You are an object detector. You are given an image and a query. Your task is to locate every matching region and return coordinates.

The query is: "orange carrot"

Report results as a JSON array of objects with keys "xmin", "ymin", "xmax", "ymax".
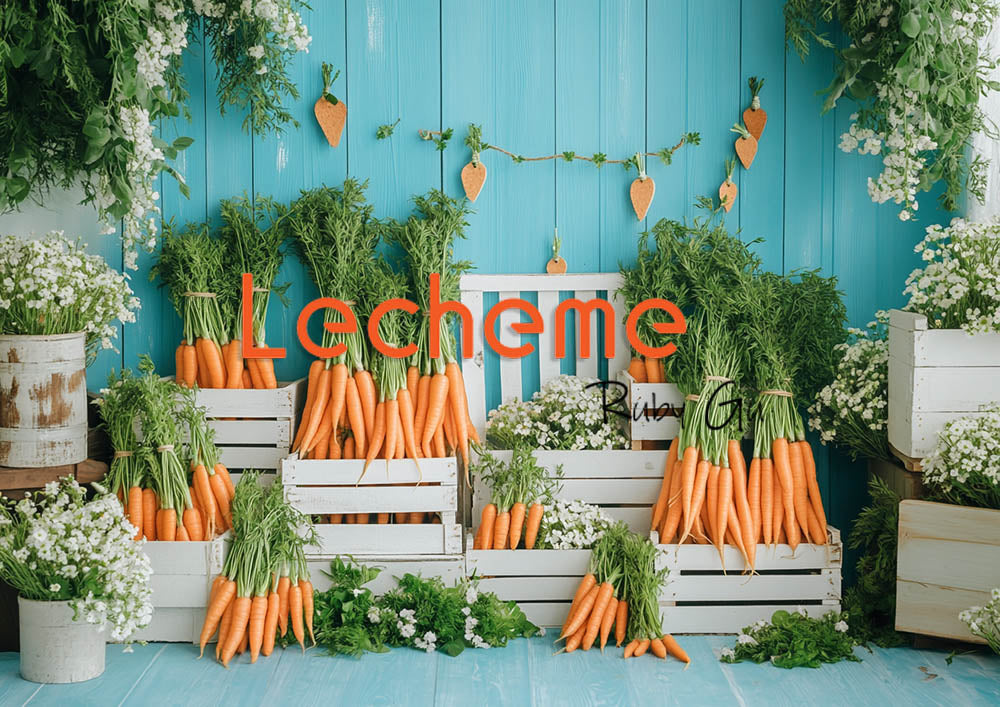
[
  {"xmin": 445, "ymin": 362, "xmax": 470, "ymax": 469},
  {"xmin": 492, "ymin": 509, "xmax": 510, "ymax": 550},
  {"xmin": 413, "ymin": 374, "xmax": 431, "ymax": 454},
  {"xmin": 772, "ymin": 438, "xmax": 800, "ymax": 549},
  {"xmin": 324, "ymin": 363, "xmax": 348, "ymax": 458},
  {"xmin": 800, "ymin": 441, "xmax": 827, "ymax": 543},
  {"xmin": 729, "ymin": 441, "xmax": 755, "ymax": 569},
  {"xmin": 761, "ymin": 457, "xmax": 774, "ymax": 546},
  {"xmin": 678, "ymin": 446, "xmax": 698, "ymax": 532},
  {"xmin": 127, "ymin": 486, "xmax": 143, "ymax": 541},
  {"xmin": 216, "ymin": 593, "xmax": 234, "ymax": 660},
  {"xmin": 624, "ymin": 639, "xmax": 639, "ymax": 658},
  {"xmin": 289, "ymin": 583, "xmax": 305, "ymax": 651},
  {"xmin": 261, "ymin": 591, "xmax": 280, "ymax": 657},
  {"xmin": 209, "ymin": 473, "xmax": 231, "ymax": 530},
  {"xmin": 651, "ymin": 436, "xmax": 679, "ymax": 532},
  {"xmin": 397, "ymin": 388, "xmax": 421, "ymax": 461},
  {"xmin": 432, "ymin": 422, "xmax": 446, "ymax": 458},
  {"xmin": 716, "ymin": 467, "xmax": 732, "ymax": 567},
  {"xmin": 508, "ymin": 501, "xmax": 526, "ymax": 550},
  {"xmin": 524, "ymin": 502, "xmax": 544, "ymax": 549},
  {"xmin": 157, "ymin": 508, "xmax": 176, "ymax": 542},
  {"xmin": 627, "ymin": 357, "xmax": 647, "ymax": 382},
  {"xmin": 748, "ymin": 457, "xmax": 762, "ymax": 544},
  {"xmin": 142, "ymin": 488, "xmax": 157, "ymax": 541},
  {"xmin": 442, "ymin": 403, "xmax": 457, "ymax": 450},
  {"xmin": 276, "ymin": 576, "xmax": 290, "ymax": 637},
  {"xmin": 197, "ymin": 337, "xmax": 226, "ymax": 388},
  {"xmin": 258, "ymin": 357, "xmax": 277, "ymax": 389},
  {"xmin": 705, "ymin": 464, "xmax": 720, "ymax": 544},
  {"xmin": 679, "ymin": 459, "xmax": 709, "ymax": 544},
  {"xmin": 300, "ymin": 578, "xmax": 315, "ymax": 645},
  {"xmin": 225, "ymin": 339, "xmax": 243, "ymax": 388},
  {"xmin": 582, "ymin": 582, "xmax": 614, "ymax": 650},
  {"xmin": 615, "ymin": 600, "xmax": 628, "ymax": 646},
  {"xmin": 199, "ymin": 578, "xmax": 235, "ymax": 657},
  {"xmin": 175, "ymin": 343, "xmax": 185, "ymax": 386},
  {"xmin": 644, "ymin": 356, "xmax": 661, "ymax": 383},
  {"xmin": 192, "ymin": 465, "xmax": 216, "ymax": 537},
  {"xmin": 345, "ymin": 376, "xmax": 367, "ymax": 458},
  {"xmin": 248, "ymin": 594, "xmax": 267, "ymax": 663},
  {"xmin": 300, "ymin": 367, "xmax": 332, "ymax": 453},
  {"xmin": 563, "ymin": 584, "xmax": 600, "ymax": 639},
  {"xmin": 221, "ymin": 595, "xmax": 251, "ymax": 667},
  {"xmin": 183, "ymin": 506, "xmax": 204, "ymax": 542},
  {"xmin": 354, "ymin": 369, "xmax": 377, "ymax": 440},
  {"xmin": 788, "ymin": 440, "xmax": 811, "ymax": 538},
  {"xmin": 634, "ymin": 639, "xmax": 651, "ymax": 657},
  {"xmin": 176, "ymin": 525, "xmax": 190, "ymax": 542},
  {"xmin": 214, "ymin": 462, "xmax": 235, "ymax": 500},
  {"xmin": 360, "ymin": 401, "xmax": 387, "ymax": 482},
  {"xmin": 195, "ymin": 338, "xmax": 208, "ymax": 388},
  {"xmin": 773, "ymin": 465, "xmax": 786, "ymax": 547},
  {"xmin": 241, "ymin": 367, "xmax": 252, "ymax": 389},
  {"xmin": 662, "ymin": 633, "xmax": 690, "ymax": 664},
  {"xmin": 420, "ymin": 373, "xmax": 449, "ymax": 457},
  {"xmin": 406, "ymin": 365, "xmax": 419, "ymax": 399},
  {"xmin": 292, "ymin": 360, "xmax": 325, "ymax": 450},
  {"xmin": 246, "ymin": 357, "xmax": 264, "ymax": 389},
  {"xmin": 383, "ymin": 398, "xmax": 400, "ymax": 465},
  {"xmin": 479, "ymin": 503, "xmax": 497, "ymax": 550},
  {"xmin": 564, "ymin": 622, "xmax": 586, "ymax": 654},
  {"xmin": 564, "ymin": 573, "xmax": 596, "ymax": 636},
  {"xmin": 650, "ymin": 637, "xmax": 667, "ymax": 659},
  {"xmin": 599, "ymin": 596, "xmax": 618, "ymax": 652}
]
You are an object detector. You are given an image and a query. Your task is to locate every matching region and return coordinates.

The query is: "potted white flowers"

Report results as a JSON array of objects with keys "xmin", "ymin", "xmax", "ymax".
[
  {"xmin": 888, "ymin": 218, "xmax": 1000, "ymax": 460},
  {"xmin": 895, "ymin": 406, "xmax": 1000, "ymax": 644},
  {"xmin": 0, "ymin": 233, "xmax": 139, "ymax": 467},
  {"xmin": 0, "ymin": 477, "xmax": 153, "ymax": 683}
]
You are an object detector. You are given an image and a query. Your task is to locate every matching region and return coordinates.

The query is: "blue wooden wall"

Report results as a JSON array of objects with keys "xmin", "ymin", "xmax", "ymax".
[{"xmin": 86, "ymin": 0, "xmax": 952, "ymax": 562}]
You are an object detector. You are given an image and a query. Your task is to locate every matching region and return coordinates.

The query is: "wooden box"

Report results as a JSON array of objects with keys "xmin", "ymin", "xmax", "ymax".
[
  {"xmin": 617, "ymin": 370, "xmax": 683, "ymax": 448},
  {"xmin": 0, "ymin": 458, "xmax": 107, "ymax": 500},
  {"xmin": 888, "ymin": 309, "xmax": 1000, "ymax": 459},
  {"xmin": 132, "ymin": 534, "xmax": 228, "ymax": 643},
  {"xmin": 465, "ymin": 532, "xmax": 591, "ymax": 627},
  {"xmin": 868, "ymin": 457, "xmax": 923, "ymax": 500},
  {"xmin": 896, "ymin": 500, "xmax": 1000, "ymax": 644},
  {"xmin": 471, "ymin": 449, "xmax": 669, "ymax": 534},
  {"xmin": 185, "ymin": 378, "xmax": 306, "ymax": 471},
  {"xmin": 282, "ymin": 455, "xmax": 462, "ymax": 556},
  {"xmin": 652, "ymin": 527, "xmax": 843, "ymax": 634}
]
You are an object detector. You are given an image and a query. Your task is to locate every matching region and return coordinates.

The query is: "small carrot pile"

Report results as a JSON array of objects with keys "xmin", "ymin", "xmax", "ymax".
[
  {"xmin": 198, "ymin": 471, "xmax": 316, "ymax": 666},
  {"xmin": 326, "ymin": 512, "xmax": 442, "ymax": 524},
  {"xmin": 99, "ymin": 359, "xmax": 232, "ymax": 542},
  {"xmin": 471, "ymin": 446, "xmax": 560, "ymax": 550},
  {"xmin": 625, "ymin": 355, "xmax": 665, "ymax": 384}
]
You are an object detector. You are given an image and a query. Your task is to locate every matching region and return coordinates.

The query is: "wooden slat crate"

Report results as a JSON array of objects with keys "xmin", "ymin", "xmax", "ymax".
[
  {"xmin": 282, "ymin": 455, "xmax": 462, "ymax": 556},
  {"xmin": 132, "ymin": 534, "xmax": 228, "ymax": 644},
  {"xmin": 307, "ymin": 555, "xmax": 465, "ymax": 595},
  {"xmin": 183, "ymin": 378, "xmax": 306, "ymax": 471},
  {"xmin": 0, "ymin": 458, "xmax": 107, "ymax": 500},
  {"xmin": 617, "ymin": 370, "xmax": 683, "ymax": 448},
  {"xmin": 896, "ymin": 500, "xmax": 1000, "ymax": 644},
  {"xmin": 888, "ymin": 309, "xmax": 1000, "ymax": 459},
  {"xmin": 465, "ymin": 532, "xmax": 591, "ymax": 627},
  {"xmin": 652, "ymin": 527, "xmax": 843, "ymax": 634},
  {"xmin": 868, "ymin": 457, "xmax": 923, "ymax": 500},
  {"xmin": 471, "ymin": 449, "xmax": 668, "ymax": 534}
]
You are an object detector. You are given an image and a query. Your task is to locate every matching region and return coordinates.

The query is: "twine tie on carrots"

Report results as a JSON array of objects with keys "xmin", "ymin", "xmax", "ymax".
[
  {"xmin": 760, "ymin": 389, "xmax": 793, "ymax": 398},
  {"xmin": 157, "ymin": 444, "xmax": 175, "ymax": 452},
  {"xmin": 113, "ymin": 450, "xmax": 134, "ymax": 459},
  {"xmin": 684, "ymin": 394, "xmax": 700, "ymax": 402},
  {"xmin": 183, "ymin": 291, "xmax": 217, "ymax": 298},
  {"xmin": 471, "ymin": 151, "xmax": 481, "ymax": 167},
  {"xmin": 252, "ymin": 286, "xmax": 268, "ymax": 293},
  {"xmin": 705, "ymin": 375, "xmax": 732, "ymax": 383}
]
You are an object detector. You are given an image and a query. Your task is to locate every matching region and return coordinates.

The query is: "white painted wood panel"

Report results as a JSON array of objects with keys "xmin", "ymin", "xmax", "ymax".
[
  {"xmin": 665, "ymin": 570, "xmax": 841, "ymax": 602},
  {"xmin": 282, "ymin": 456, "xmax": 457, "ymax": 486},
  {"xmin": 133, "ymin": 607, "xmax": 203, "ymax": 644},
  {"xmin": 536, "ymin": 290, "xmax": 562, "ymax": 385},
  {"xmin": 307, "ymin": 556, "xmax": 465, "ymax": 596},
  {"xmin": 498, "ymin": 289, "xmax": 523, "ymax": 403},
  {"xmin": 477, "ymin": 576, "xmax": 582, "ymax": 602},
  {"xmin": 573, "ymin": 289, "xmax": 600, "ymax": 380},
  {"xmin": 609, "ymin": 289, "xmax": 631, "ymax": 379},
  {"xmin": 461, "ymin": 273, "xmax": 622, "ymax": 293},
  {"xmin": 661, "ymin": 604, "xmax": 839, "ymax": 635},
  {"xmin": 621, "ymin": 371, "xmax": 685, "ymax": 442},
  {"xmin": 459, "ymin": 288, "xmax": 487, "ymax": 437},
  {"xmin": 286, "ymin": 485, "xmax": 457, "ymax": 516},
  {"xmin": 218, "ymin": 447, "xmax": 286, "ymax": 471},
  {"xmin": 311, "ymin": 523, "xmax": 462, "ymax": 556},
  {"xmin": 653, "ymin": 527, "xmax": 843, "ymax": 572}
]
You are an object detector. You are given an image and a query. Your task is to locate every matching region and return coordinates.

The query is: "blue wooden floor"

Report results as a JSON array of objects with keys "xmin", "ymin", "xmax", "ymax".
[{"xmin": 2, "ymin": 637, "xmax": 998, "ymax": 706}]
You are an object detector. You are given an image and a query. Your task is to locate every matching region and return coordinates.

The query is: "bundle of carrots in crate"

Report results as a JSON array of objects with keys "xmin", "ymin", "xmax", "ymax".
[
  {"xmin": 98, "ymin": 358, "xmax": 234, "ymax": 541},
  {"xmin": 153, "ymin": 195, "xmax": 288, "ymax": 390},
  {"xmin": 470, "ymin": 446, "xmax": 561, "ymax": 549},
  {"xmin": 557, "ymin": 524, "xmax": 688, "ymax": 663},
  {"xmin": 327, "ymin": 512, "xmax": 442, "ymax": 524},
  {"xmin": 288, "ymin": 183, "xmax": 478, "ymax": 477},
  {"xmin": 619, "ymin": 217, "xmax": 846, "ymax": 569},
  {"xmin": 198, "ymin": 472, "xmax": 316, "ymax": 667}
]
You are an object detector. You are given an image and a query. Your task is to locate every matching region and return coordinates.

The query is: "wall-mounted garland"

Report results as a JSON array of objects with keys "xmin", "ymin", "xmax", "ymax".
[
  {"xmin": 785, "ymin": 0, "xmax": 999, "ymax": 220},
  {"xmin": 417, "ymin": 124, "xmax": 700, "ymax": 219},
  {"xmin": 0, "ymin": 0, "xmax": 311, "ymax": 267}
]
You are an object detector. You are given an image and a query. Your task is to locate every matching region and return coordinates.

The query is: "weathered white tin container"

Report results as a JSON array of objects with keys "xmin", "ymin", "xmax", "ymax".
[
  {"xmin": 18, "ymin": 597, "xmax": 105, "ymax": 683},
  {"xmin": 0, "ymin": 333, "xmax": 88, "ymax": 467}
]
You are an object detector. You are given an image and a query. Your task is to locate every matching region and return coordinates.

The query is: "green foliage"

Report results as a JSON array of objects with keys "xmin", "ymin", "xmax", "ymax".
[
  {"xmin": 721, "ymin": 610, "xmax": 860, "ymax": 668},
  {"xmin": 376, "ymin": 118, "xmax": 401, "ymax": 140},
  {"xmin": 471, "ymin": 445, "xmax": 562, "ymax": 511},
  {"xmin": 784, "ymin": 0, "xmax": 1000, "ymax": 213},
  {"xmin": 843, "ymin": 476, "xmax": 905, "ymax": 647},
  {"xmin": 312, "ymin": 558, "xmax": 538, "ymax": 658}
]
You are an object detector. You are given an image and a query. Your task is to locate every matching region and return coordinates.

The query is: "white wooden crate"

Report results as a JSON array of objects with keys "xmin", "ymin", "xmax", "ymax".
[
  {"xmin": 617, "ymin": 370, "xmax": 683, "ymax": 446},
  {"xmin": 132, "ymin": 534, "xmax": 228, "ymax": 644},
  {"xmin": 652, "ymin": 527, "xmax": 842, "ymax": 634},
  {"xmin": 282, "ymin": 455, "xmax": 462, "ymax": 556},
  {"xmin": 307, "ymin": 555, "xmax": 465, "ymax": 595},
  {"xmin": 471, "ymin": 449, "xmax": 669, "ymax": 533},
  {"xmin": 888, "ymin": 309, "xmax": 1000, "ymax": 459},
  {"xmin": 465, "ymin": 532, "xmax": 591, "ymax": 626},
  {"xmin": 896, "ymin": 500, "xmax": 1000, "ymax": 644},
  {"xmin": 187, "ymin": 378, "xmax": 305, "ymax": 470}
]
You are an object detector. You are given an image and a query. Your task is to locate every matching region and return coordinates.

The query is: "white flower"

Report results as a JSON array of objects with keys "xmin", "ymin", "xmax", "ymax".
[
  {"xmin": 465, "ymin": 587, "xmax": 478, "ymax": 604},
  {"xmin": 49, "ymin": 583, "xmax": 61, "ymax": 592},
  {"xmin": 720, "ymin": 647, "xmax": 735, "ymax": 659},
  {"xmin": 834, "ymin": 620, "xmax": 849, "ymax": 633},
  {"xmin": 737, "ymin": 633, "xmax": 757, "ymax": 645},
  {"xmin": 367, "ymin": 607, "xmax": 381, "ymax": 623}
]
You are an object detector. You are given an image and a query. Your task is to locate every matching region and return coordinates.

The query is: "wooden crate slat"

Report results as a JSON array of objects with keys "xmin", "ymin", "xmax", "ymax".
[
  {"xmin": 665, "ymin": 569, "xmax": 841, "ymax": 602},
  {"xmin": 889, "ymin": 310, "xmax": 1000, "ymax": 367},
  {"xmin": 218, "ymin": 446, "xmax": 287, "ymax": 471},
  {"xmin": 478, "ymin": 449, "xmax": 669, "ymax": 478},
  {"xmin": 210, "ymin": 419, "xmax": 292, "ymax": 445},
  {"xmin": 133, "ymin": 607, "xmax": 203, "ymax": 644},
  {"xmin": 498, "ymin": 290, "xmax": 523, "ymax": 403},
  {"xmin": 895, "ymin": 579, "xmax": 985, "ymax": 644},
  {"xmin": 477, "ymin": 576, "xmax": 581, "ymax": 602},
  {"xmin": 142, "ymin": 535, "xmax": 227, "ymax": 576},
  {"xmin": 306, "ymin": 555, "xmax": 465, "ymax": 596},
  {"xmin": 557, "ymin": 478, "xmax": 661, "ymax": 504},
  {"xmin": 619, "ymin": 371, "xmax": 685, "ymax": 442},
  {"xmin": 287, "ymin": 484, "xmax": 457, "ymax": 515},
  {"xmin": 188, "ymin": 378, "xmax": 305, "ymax": 418},
  {"xmin": 282, "ymin": 456, "xmax": 457, "ymax": 486},
  {"xmin": 573, "ymin": 289, "xmax": 600, "ymax": 380},
  {"xmin": 459, "ymin": 288, "xmax": 487, "ymax": 438},
  {"xmin": 149, "ymin": 573, "xmax": 213, "ymax": 609},
  {"xmin": 600, "ymin": 507, "xmax": 651, "ymax": 530},
  {"xmin": 536, "ymin": 290, "xmax": 562, "ymax": 386},
  {"xmin": 466, "ymin": 541, "xmax": 591, "ymax": 576},
  {"xmin": 517, "ymin": 602, "xmax": 572, "ymax": 628},
  {"xmin": 661, "ymin": 603, "xmax": 839, "ymax": 635},
  {"xmin": 653, "ymin": 528, "xmax": 842, "ymax": 572},
  {"xmin": 311, "ymin": 523, "xmax": 462, "ymax": 556}
]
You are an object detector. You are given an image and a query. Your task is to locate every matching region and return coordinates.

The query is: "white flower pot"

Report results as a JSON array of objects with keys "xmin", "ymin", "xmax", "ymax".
[{"xmin": 18, "ymin": 597, "xmax": 105, "ymax": 683}]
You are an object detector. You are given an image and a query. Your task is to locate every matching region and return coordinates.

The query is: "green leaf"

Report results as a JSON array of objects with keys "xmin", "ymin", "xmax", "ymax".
[
  {"xmin": 172, "ymin": 136, "xmax": 194, "ymax": 150},
  {"xmin": 901, "ymin": 12, "xmax": 921, "ymax": 39},
  {"xmin": 440, "ymin": 639, "xmax": 465, "ymax": 656},
  {"xmin": 83, "ymin": 143, "xmax": 105, "ymax": 165},
  {"xmin": 9, "ymin": 46, "xmax": 27, "ymax": 68}
]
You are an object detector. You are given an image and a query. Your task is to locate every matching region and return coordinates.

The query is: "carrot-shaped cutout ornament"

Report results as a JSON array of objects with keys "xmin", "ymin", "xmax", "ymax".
[
  {"xmin": 315, "ymin": 62, "xmax": 347, "ymax": 148},
  {"xmin": 546, "ymin": 229, "xmax": 567, "ymax": 274},
  {"xmin": 732, "ymin": 122, "xmax": 758, "ymax": 170},
  {"xmin": 719, "ymin": 158, "xmax": 738, "ymax": 213},
  {"xmin": 461, "ymin": 123, "xmax": 488, "ymax": 201},
  {"xmin": 629, "ymin": 152, "xmax": 655, "ymax": 220},
  {"xmin": 743, "ymin": 76, "xmax": 767, "ymax": 141}
]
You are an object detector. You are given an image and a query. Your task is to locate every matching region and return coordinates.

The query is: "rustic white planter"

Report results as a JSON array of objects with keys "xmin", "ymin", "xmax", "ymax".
[
  {"xmin": 617, "ymin": 370, "xmax": 683, "ymax": 447},
  {"xmin": 18, "ymin": 597, "xmax": 105, "ymax": 683},
  {"xmin": 888, "ymin": 309, "xmax": 1000, "ymax": 459},
  {"xmin": 0, "ymin": 333, "xmax": 87, "ymax": 467},
  {"xmin": 896, "ymin": 500, "xmax": 1000, "ymax": 643}
]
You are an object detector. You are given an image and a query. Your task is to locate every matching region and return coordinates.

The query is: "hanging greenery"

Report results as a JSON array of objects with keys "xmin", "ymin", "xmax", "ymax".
[
  {"xmin": 785, "ymin": 0, "xmax": 1000, "ymax": 220},
  {"xmin": 0, "ymin": 0, "xmax": 311, "ymax": 268}
]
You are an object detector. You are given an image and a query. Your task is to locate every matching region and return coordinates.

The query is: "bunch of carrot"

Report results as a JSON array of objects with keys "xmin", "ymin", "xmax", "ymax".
[
  {"xmin": 471, "ymin": 446, "xmax": 559, "ymax": 550},
  {"xmin": 625, "ymin": 355, "xmax": 665, "ymax": 384},
  {"xmin": 198, "ymin": 472, "xmax": 316, "ymax": 667},
  {"xmin": 557, "ymin": 524, "xmax": 689, "ymax": 663},
  {"xmin": 327, "ymin": 512, "xmax": 442, "ymax": 525},
  {"xmin": 100, "ymin": 359, "xmax": 233, "ymax": 542}
]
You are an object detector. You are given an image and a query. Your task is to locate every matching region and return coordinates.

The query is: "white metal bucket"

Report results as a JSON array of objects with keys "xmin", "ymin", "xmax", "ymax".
[
  {"xmin": 0, "ymin": 332, "xmax": 87, "ymax": 467},
  {"xmin": 18, "ymin": 596, "xmax": 105, "ymax": 683}
]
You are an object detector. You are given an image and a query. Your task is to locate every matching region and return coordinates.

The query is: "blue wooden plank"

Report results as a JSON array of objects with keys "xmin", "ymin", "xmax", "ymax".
[
  {"xmin": 629, "ymin": 635, "xmax": 742, "ymax": 705},
  {"xmin": 738, "ymin": 0, "xmax": 785, "ymax": 272},
  {"xmin": 644, "ymin": 0, "xmax": 690, "ymax": 228},
  {"xmin": 30, "ymin": 644, "xmax": 165, "ymax": 706},
  {"xmin": 434, "ymin": 638, "xmax": 533, "ymax": 707},
  {"xmin": 441, "ymin": 0, "xmax": 556, "ymax": 275},
  {"xmin": 333, "ymin": 646, "xmax": 438, "ymax": 705},
  {"xmin": 0, "ymin": 653, "xmax": 41, "ymax": 704},
  {"xmin": 256, "ymin": 649, "xmax": 361, "ymax": 706},
  {"xmin": 526, "ymin": 635, "xmax": 638, "ymax": 705},
  {"xmin": 346, "ymin": 0, "xmax": 442, "ymax": 223},
  {"xmin": 251, "ymin": 2, "xmax": 348, "ymax": 382}
]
